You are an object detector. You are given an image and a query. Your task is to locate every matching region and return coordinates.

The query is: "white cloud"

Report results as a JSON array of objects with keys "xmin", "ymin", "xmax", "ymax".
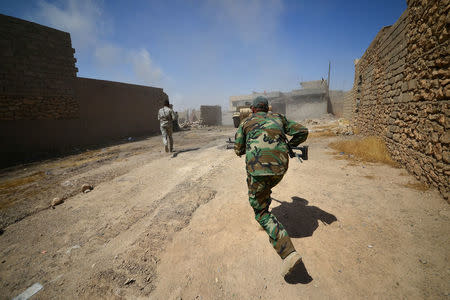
[
  {"xmin": 35, "ymin": 0, "xmax": 101, "ymax": 49},
  {"xmin": 128, "ymin": 48, "xmax": 163, "ymax": 84},
  {"xmin": 94, "ymin": 43, "xmax": 123, "ymax": 67},
  {"xmin": 205, "ymin": 0, "xmax": 284, "ymax": 43},
  {"xmin": 32, "ymin": 0, "xmax": 163, "ymax": 86}
]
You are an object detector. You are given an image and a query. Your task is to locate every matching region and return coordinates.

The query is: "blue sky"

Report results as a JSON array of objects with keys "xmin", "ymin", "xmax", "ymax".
[{"xmin": 1, "ymin": 0, "xmax": 406, "ymax": 110}]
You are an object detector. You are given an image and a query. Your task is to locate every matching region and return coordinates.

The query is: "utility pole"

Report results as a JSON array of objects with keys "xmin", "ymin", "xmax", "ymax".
[
  {"xmin": 327, "ymin": 60, "xmax": 331, "ymax": 96},
  {"xmin": 327, "ymin": 61, "xmax": 332, "ymax": 114}
]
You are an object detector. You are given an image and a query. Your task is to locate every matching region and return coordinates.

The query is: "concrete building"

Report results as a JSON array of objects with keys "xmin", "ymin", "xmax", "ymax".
[{"xmin": 229, "ymin": 80, "xmax": 335, "ymax": 121}]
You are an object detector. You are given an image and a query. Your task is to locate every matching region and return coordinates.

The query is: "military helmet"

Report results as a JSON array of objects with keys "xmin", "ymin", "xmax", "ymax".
[{"xmin": 252, "ymin": 96, "xmax": 269, "ymax": 109}]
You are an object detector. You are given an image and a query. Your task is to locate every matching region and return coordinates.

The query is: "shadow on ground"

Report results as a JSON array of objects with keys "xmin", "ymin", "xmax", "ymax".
[
  {"xmin": 171, "ymin": 148, "xmax": 201, "ymax": 158},
  {"xmin": 272, "ymin": 196, "xmax": 337, "ymax": 284},
  {"xmin": 272, "ymin": 196, "xmax": 337, "ymax": 238}
]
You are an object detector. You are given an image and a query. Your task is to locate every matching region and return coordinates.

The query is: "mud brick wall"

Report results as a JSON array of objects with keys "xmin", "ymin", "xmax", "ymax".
[
  {"xmin": 0, "ymin": 14, "xmax": 79, "ymax": 120},
  {"xmin": 200, "ymin": 105, "xmax": 222, "ymax": 126},
  {"xmin": 351, "ymin": 1, "xmax": 449, "ymax": 198}
]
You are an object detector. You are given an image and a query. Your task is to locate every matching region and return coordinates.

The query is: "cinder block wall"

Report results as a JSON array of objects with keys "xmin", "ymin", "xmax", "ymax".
[
  {"xmin": 200, "ymin": 105, "xmax": 222, "ymax": 126},
  {"xmin": 349, "ymin": 0, "xmax": 449, "ymax": 198},
  {"xmin": 0, "ymin": 14, "xmax": 79, "ymax": 120},
  {"xmin": 0, "ymin": 14, "xmax": 167, "ymax": 167}
]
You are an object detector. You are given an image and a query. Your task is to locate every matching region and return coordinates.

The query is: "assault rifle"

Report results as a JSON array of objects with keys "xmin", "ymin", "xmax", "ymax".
[
  {"xmin": 227, "ymin": 136, "xmax": 308, "ymax": 163},
  {"xmin": 288, "ymin": 144, "xmax": 309, "ymax": 163}
]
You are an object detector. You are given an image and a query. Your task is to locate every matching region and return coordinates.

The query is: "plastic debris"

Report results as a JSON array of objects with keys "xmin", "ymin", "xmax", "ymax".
[{"xmin": 12, "ymin": 283, "xmax": 43, "ymax": 300}]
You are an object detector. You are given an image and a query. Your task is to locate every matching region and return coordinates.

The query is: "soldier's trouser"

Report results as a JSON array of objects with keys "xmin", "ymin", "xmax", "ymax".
[
  {"xmin": 247, "ymin": 174, "xmax": 296, "ymax": 259},
  {"xmin": 160, "ymin": 125, "xmax": 173, "ymax": 151}
]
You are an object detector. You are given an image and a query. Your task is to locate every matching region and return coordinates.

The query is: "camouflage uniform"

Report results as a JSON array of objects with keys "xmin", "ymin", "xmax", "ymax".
[
  {"xmin": 235, "ymin": 111, "xmax": 308, "ymax": 259},
  {"xmin": 158, "ymin": 105, "xmax": 176, "ymax": 152}
]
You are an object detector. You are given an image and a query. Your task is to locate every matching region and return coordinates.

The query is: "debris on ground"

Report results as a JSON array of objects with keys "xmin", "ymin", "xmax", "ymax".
[
  {"xmin": 124, "ymin": 278, "xmax": 135, "ymax": 285},
  {"xmin": 50, "ymin": 197, "xmax": 63, "ymax": 207},
  {"xmin": 12, "ymin": 282, "xmax": 43, "ymax": 300},
  {"xmin": 81, "ymin": 184, "xmax": 93, "ymax": 193}
]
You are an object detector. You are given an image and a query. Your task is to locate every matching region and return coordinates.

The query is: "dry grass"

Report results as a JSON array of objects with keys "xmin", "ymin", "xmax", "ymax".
[
  {"xmin": 364, "ymin": 175, "xmax": 376, "ymax": 180},
  {"xmin": 314, "ymin": 124, "xmax": 338, "ymax": 130},
  {"xmin": 309, "ymin": 130, "xmax": 336, "ymax": 138},
  {"xmin": 401, "ymin": 181, "xmax": 429, "ymax": 191},
  {"xmin": 329, "ymin": 136, "xmax": 398, "ymax": 166}
]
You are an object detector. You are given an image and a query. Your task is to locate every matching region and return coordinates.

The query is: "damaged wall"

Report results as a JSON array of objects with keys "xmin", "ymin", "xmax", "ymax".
[
  {"xmin": 349, "ymin": 0, "xmax": 449, "ymax": 198},
  {"xmin": 0, "ymin": 14, "xmax": 167, "ymax": 167},
  {"xmin": 285, "ymin": 96, "xmax": 327, "ymax": 121},
  {"xmin": 200, "ymin": 105, "xmax": 222, "ymax": 126},
  {"xmin": 0, "ymin": 14, "xmax": 78, "ymax": 120}
]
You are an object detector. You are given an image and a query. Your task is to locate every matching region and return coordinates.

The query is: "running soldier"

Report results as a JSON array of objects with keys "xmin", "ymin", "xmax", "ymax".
[
  {"xmin": 234, "ymin": 96, "xmax": 309, "ymax": 278},
  {"xmin": 158, "ymin": 99, "xmax": 176, "ymax": 153}
]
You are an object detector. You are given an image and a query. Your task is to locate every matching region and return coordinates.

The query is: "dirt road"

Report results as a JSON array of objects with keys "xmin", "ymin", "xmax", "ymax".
[{"xmin": 0, "ymin": 124, "xmax": 449, "ymax": 299}]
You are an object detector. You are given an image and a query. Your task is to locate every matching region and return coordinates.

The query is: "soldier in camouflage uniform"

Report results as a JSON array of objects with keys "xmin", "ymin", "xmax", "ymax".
[
  {"xmin": 234, "ymin": 96, "xmax": 308, "ymax": 278},
  {"xmin": 158, "ymin": 99, "xmax": 176, "ymax": 152}
]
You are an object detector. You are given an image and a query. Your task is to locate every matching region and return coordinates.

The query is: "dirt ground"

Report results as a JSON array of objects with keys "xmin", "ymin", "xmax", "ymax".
[{"xmin": 0, "ymin": 120, "xmax": 449, "ymax": 299}]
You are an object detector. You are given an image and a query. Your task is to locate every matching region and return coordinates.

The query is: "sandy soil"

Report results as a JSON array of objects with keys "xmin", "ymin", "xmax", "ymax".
[{"xmin": 0, "ymin": 123, "xmax": 448, "ymax": 299}]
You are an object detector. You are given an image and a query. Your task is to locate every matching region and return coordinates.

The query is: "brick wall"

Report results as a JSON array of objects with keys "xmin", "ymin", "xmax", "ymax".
[
  {"xmin": 200, "ymin": 105, "xmax": 222, "ymax": 126},
  {"xmin": 0, "ymin": 14, "xmax": 79, "ymax": 120},
  {"xmin": 348, "ymin": 1, "xmax": 449, "ymax": 198}
]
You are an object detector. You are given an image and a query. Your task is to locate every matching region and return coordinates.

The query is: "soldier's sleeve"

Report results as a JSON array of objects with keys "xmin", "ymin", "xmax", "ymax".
[
  {"xmin": 170, "ymin": 109, "xmax": 175, "ymax": 121},
  {"xmin": 157, "ymin": 109, "xmax": 161, "ymax": 121},
  {"xmin": 282, "ymin": 115, "xmax": 308, "ymax": 147},
  {"xmin": 234, "ymin": 123, "xmax": 246, "ymax": 156}
]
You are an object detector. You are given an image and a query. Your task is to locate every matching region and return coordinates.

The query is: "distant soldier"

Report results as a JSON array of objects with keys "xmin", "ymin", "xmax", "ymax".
[
  {"xmin": 234, "ymin": 96, "xmax": 309, "ymax": 278},
  {"xmin": 169, "ymin": 104, "xmax": 181, "ymax": 132},
  {"xmin": 158, "ymin": 99, "xmax": 176, "ymax": 152}
]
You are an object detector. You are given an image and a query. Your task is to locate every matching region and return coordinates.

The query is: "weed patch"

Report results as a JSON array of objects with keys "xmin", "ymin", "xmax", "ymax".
[
  {"xmin": 329, "ymin": 136, "xmax": 398, "ymax": 166},
  {"xmin": 401, "ymin": 181, "xmax": 429, "ymax": 191}
]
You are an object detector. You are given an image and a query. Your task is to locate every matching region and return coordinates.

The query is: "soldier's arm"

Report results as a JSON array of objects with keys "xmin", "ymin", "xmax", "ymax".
[
  {"xmin": 234, "ymin": 123, "xmax": 246, "ymax": 156},
  {"xmin": 282, "ymin": 116, "xmax": 308, "ymax": 147},
  {"xmin": 157, "ymin": 109, "xmax": 161, "ymax": 121},
  {"xmin": 170, "ymin": 109, "xmax": 175, "ymax": 121}
]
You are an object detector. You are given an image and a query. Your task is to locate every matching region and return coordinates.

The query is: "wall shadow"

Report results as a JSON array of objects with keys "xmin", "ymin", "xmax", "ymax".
[{"xmin": 272, "ymin": 196, "xmax": 337, "ymax": 239}]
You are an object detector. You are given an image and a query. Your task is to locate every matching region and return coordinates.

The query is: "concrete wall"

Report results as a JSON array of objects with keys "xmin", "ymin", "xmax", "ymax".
[
  {"xmin": 0, "ymin": 78, "xmax": 166, "ymax": 167},
  {"xmin": 0, "ymin": 14, "xmax": 167, "ymax": 168},
  {"xmin": 285, "ymin": 96, "xmax": 327, "ymax": 121},
  {"xmin": 200, "ymin": 105, "xmax": 222, "ymax": 126},
  {"xmin": 329, "ymin": 90, "xmax": 346, "ymax": 118},
  {"xmin": 74, "ymin": 78, "xmax": 166, "ymax": 142},
  {"xmin": 348, "ymin": 0, "xmax": 449, "ymax": 198}
]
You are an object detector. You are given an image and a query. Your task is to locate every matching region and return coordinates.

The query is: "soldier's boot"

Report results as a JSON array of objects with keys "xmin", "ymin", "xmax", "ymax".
[
  {"xmin": 281, "ymin": 251, "xmax": 302, "ymax": 277},
  {"xmin": 164, "ymin": 145, "xmax": 169, "ymax": 153}
]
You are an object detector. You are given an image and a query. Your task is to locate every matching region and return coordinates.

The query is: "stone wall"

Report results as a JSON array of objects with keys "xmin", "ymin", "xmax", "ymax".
[
  {"xmin": 0, "ymin": 14, "xmax": 79, "ymax": 120},
  {"xmin": 200, "ymin": 105, "xmax": 222, "ymax": 126},
  {"xmin": 342, "ymin": 90, "xmax": 354, "ymax": 120},
  {"xmin": 350, "ymin": 1, "xmax": 449, "ymax": 198}
]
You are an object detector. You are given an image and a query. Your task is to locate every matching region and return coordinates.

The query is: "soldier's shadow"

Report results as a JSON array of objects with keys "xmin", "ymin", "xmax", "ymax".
[
  {"xmin": 271, "ymin": 196, "xmax": 337, "ymax": 284},
  {"xmin": 272, "ymin": 196, "xmax": 337, "ymax": 238}
]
